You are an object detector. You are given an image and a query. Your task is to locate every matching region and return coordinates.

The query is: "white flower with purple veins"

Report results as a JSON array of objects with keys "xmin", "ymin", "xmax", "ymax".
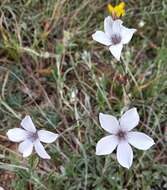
[
  {"xmin": 96, "ymin": 108, "xmax": 155, "ymax": 169},
  {"xmin": 92, "ymin": 16, "xmax": 136, "ymax": 61},
  {"xmin": 7, "ymin": 116, "xmax": 59, "ymax": 159}
]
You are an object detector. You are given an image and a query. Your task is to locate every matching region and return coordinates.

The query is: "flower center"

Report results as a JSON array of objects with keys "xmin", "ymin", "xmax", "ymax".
[
  {"xmin": 29, "ymin": 132, "xmax": 38, "ymax": 142},
  {"xmin": 116, "ymin": 130, "xmax": 127, "ymax": 141},
  {"xmin": 111, "ymin": 34, "xmax": 121, "ymax": 44}
]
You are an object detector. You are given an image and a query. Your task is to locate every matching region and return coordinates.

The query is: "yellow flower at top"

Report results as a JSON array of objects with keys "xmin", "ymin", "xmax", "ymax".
[{"xmin": 107, "ymin": 2, "xmax": 125, "ymax": 18}]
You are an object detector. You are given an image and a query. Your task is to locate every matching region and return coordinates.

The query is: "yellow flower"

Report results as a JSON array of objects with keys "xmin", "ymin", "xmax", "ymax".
[{"xmin": 107, "ymin": 2, "xmax": 125, "ymax": 18}]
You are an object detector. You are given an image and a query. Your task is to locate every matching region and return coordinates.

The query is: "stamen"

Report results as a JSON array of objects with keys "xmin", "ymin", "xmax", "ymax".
[
  {"xmin": 28, "ymin": 132, "xmax": 38, "ymax": 142},
  {"xmin": 111, "ymin": 34, "xmax": 121, "ymax": 44},
  {"xmin": 116, "ymin": 130, "xmax": 127, "ymax": 141}
]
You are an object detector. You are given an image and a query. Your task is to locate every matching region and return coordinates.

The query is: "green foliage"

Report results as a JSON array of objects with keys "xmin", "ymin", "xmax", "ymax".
[{"xmin": 0, "ymin": 0, "xmax": 167, "ymax": 189}]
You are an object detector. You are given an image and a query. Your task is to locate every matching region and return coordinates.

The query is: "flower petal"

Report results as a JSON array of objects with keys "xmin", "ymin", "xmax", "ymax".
[
  {"xmin": 121, "ymin": 26, "xmax": 136, "ymax": 44},
  {"xmin": 21, "ymin": 115, "xmax": 36, "ymax": 133},
  {"xmin": 119, "ymin": 108, "xmax": 139, "ymax": 131},
  {"xmin": 92, "ymin": 31, "xmax": 111, "ymax": 46},
  {"xmin": 104, "ymin": 17, "xmax": 123, "ymax": 40},
  {"xmin": 128, "ymin": 132, "xmax": 155, "ymax": 150},
  {"xmin": 111, "ymin": 19, "xmax": 123, "ymax": 35},
  {"xmin": 7, "ymin": 128, "xmax": 29, "ymax": 142},
  {"xmin": 38, "ymin": 130, "xmax": 59, "ymax": 143},
  {"xmin": 34, "ymin": 140, "xmax": 51, "ymax": 159},
  {"xmin": 99, "ymin": 113, "xmax": 119, "ymax": 134},
  {"xmin": 104, "ymin": 16, "xmax": 113, "ymax": 37},
  {"xmin": 117, "ymin": 141, "xmax": 133, "ymax": 169},
  {"xmin": 96, "ymin": 135, "xmax": 118, "ymax": 155},
  {"xmin": 109, "ymin": 43, "xmax": 123, "ymax": 61},
  {"xmin": 18, "ymin": 139, "xmax": 33, "ymax": 157}
]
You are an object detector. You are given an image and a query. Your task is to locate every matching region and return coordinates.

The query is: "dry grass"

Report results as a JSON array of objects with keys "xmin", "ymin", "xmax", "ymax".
[{"xmin": 0, "ymin": 0, "xmax": 167, "ymax": 189}]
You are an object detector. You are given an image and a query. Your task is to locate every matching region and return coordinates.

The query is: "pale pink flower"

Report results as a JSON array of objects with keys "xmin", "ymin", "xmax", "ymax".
[
  {"xmin": 7, "ymin": 116, "xmax": 59, "ymax": 159},
  {"xmin": 92, "ymin": 16, "xmax": 136, "ymax": 61},
  {"xmin": 96, "ymin": 108, "xmax": 154, "ymax": 169}
]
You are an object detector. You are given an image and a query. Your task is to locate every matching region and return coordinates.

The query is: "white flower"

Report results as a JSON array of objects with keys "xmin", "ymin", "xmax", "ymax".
[
  {"xmin": 138, "ymin": 20, "xmax": 145, "ymax": 28},
  {"xmin": 96, "ymin": 108, "xmax": 155, "ymax": 169},
  {"xmin": 7, "ymin": 115, "xmax": 59, "ymax": 159},
  {"xmin": 92, "ymin": 16, "xmax": 136, "ymax": 61}
]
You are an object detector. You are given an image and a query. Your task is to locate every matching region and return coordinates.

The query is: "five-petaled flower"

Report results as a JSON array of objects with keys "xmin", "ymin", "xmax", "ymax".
[
  {"xmin": 7, "ymin": 115, "xmax": 59, "ymax": 159},
  {"xmin": 92, "ymin": 16, "xmax": 136, "ymax": 61},
  {"xmin": 96, "ymin": 108, "xmax": 155, "ymax": 169}
]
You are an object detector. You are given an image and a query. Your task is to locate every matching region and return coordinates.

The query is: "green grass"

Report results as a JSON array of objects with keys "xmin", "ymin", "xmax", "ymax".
[{"xmin": 0, "ymin": 0, "xmax": 167, "ymax": 189}]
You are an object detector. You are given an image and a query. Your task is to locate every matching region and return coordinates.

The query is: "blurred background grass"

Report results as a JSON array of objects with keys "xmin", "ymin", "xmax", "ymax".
[{"xmin": 0, "ymin": 0, "xmax": 167, "ymax": 189}]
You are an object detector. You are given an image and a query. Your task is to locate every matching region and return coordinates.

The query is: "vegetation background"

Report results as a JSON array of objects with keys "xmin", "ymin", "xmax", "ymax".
[{"xmin": 0, "ymin": 0, "xmax": 167, "ymax": 189}]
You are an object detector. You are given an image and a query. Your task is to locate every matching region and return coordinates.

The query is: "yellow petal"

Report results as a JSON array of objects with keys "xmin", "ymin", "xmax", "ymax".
[
  {"xmin": 115, "ymin": 2, "xmax": 126, "ymax": 17},
  {"xmin": 121, "ymin": 9, "xmax": 125, "ymax": 16},
  {"xmin": 107, "ymin": 2, "xmax": 125, "ymax": 18},
  {"xmin": 107, "ymin": 4, "xmax": 114, "ymax": 14},
  {"xmin": 118, "ymin": 2, "xmax": 125, "ymax": 9}
]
